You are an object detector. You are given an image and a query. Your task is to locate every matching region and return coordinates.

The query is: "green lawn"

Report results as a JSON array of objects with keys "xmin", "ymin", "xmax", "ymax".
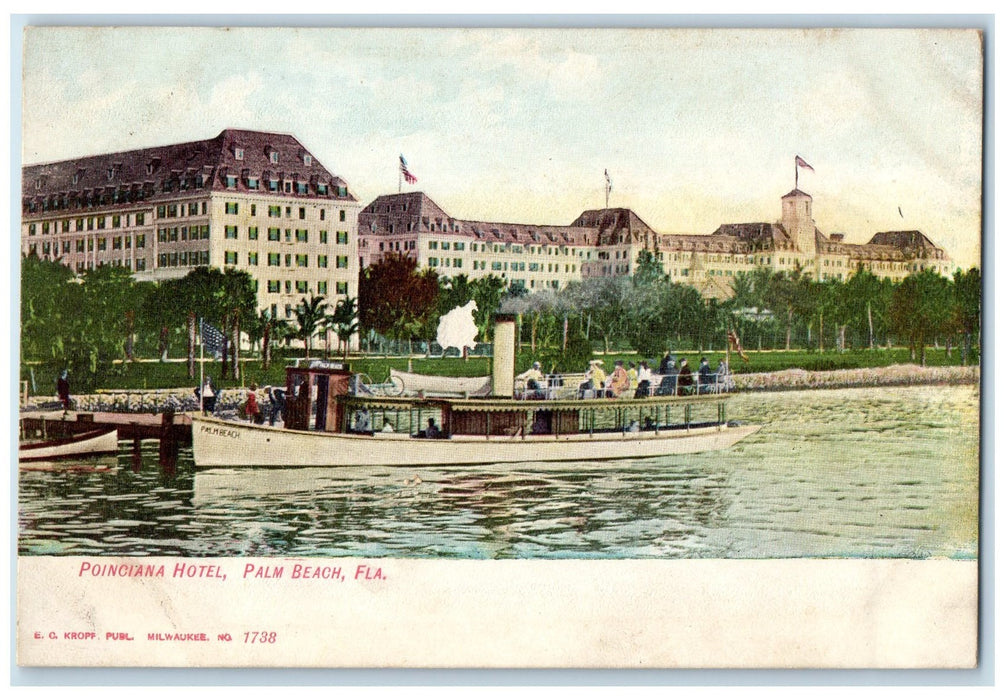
[{"xmin": 22, "ymin": 343, "xmax": 976, "ymax": 394}]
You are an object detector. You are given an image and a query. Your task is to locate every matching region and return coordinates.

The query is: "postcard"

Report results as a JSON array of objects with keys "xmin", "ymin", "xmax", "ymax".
[{"xmin": 15, "ymin": 24, "xmax": 982, "ymax": 669}]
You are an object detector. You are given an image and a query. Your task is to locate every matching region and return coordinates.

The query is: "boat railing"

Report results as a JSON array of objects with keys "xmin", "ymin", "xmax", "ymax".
[{"xmin": 514, "ymin": 372, "xmax": 735, "ymax": 401}]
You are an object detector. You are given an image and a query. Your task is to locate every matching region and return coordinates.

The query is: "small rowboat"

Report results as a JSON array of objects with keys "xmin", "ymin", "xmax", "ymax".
[{"xmin": 19, "ymin": 428, "xmax": 119, "ymax": 463}]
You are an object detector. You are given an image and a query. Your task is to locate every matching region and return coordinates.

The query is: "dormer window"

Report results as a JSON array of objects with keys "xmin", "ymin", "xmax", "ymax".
[
  {"xmin": 303, "ymin": 153, "xmax": 312, "ymax": 166},
  {"xmin": 235, "ymin": 147, "xmax": 244, "ymax": 160},
  {"xmin": 247, "ymin": 176, "xmax": 259, "ymax": 190},
  {"xmin": 269, "ymin": 151, "xmax": 279, "ymax": 164}
]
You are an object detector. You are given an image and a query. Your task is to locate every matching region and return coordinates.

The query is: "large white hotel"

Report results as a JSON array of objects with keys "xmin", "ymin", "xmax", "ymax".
[
  {"xmin": 22, "ymin": 129, "xmax": 954, "ymax": 312},
  {"xmin": 20, "ymin": 129, "xmax": 360, "ymax": 321},
  {"xmin": 358, "ymin": 188, "xmax": 954, "ymax": 300}
]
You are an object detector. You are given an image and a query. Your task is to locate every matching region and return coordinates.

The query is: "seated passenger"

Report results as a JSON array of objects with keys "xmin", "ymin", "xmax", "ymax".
[
  {"xmin": 609, "ymin": 360, "xmax": 630, "ymax": 397},
  {"xmin": 677, "ymin": 359, "xmax": 694, "ymax": 395},
  {"xmin": 352, "ymin": 408, "xmax": 372, "ymax": 433},
  {"xmin": 635, "ymin": 361, "xmax": 653, "ymax": 398},
  {"xmin": 578, "ymin": 360, "xmax": 606, "ymax": 398},
  {"xmin": 698, "ymin": 357, "xmax": 715, "ymax": 394},
  {"xmin": 424, "ymin": 418, "xmax": 442, "ymax": 439},
  {"xmin": 516, "ymin": 361, "xmax": 545, "ymax": 399},
  {"xmin": 716, "ymin": 359, "xmax": 735, "ymax": 392}
]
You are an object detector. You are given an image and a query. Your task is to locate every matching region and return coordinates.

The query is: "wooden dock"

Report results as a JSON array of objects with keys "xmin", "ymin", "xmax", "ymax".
[{"xmin": 20, "ymin": 410, "xmax": 193, "ymax": 467}]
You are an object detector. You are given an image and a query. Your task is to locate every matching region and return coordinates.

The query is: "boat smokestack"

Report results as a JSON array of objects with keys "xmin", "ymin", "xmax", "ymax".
[{"xmin": 492, "ymin": 314, "xmax": 517, "ymax": 398}]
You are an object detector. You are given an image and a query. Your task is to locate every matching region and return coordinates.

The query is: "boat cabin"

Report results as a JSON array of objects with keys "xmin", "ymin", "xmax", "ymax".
[{"xmin": 284, "ymin": 360, "xmax": 353, "ymax": 432}]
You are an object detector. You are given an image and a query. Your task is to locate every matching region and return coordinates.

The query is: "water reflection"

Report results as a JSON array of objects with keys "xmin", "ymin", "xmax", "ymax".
[{"xmin": 18, "ymin": 385, "xmax": 979, "ymax": 560}]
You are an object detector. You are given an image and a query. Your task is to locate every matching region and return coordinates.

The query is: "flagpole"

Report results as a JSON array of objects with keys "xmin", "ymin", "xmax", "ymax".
[
  {"xmin": 198, "ymin": 318, "xmax": 205, "ymax": 414},
  {"xmin": 794, "ymin": 156, "xmax": 798, "ymax": 191}
]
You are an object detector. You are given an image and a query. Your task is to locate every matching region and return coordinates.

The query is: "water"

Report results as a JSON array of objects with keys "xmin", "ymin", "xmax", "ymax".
[{"xmin": 18, "ymin": 385, "xmax": 979, "ymax": 559}]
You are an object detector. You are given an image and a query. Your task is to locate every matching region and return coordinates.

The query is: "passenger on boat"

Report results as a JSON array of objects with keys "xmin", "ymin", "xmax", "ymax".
[
  {"xmin": 609, "ymin": 360, "xmax": 630, "ymax": 397},
  {"xmin": 698, "ymin": 357, "xmax": 715, "ymax": 394},
  {"xmin": 655, "ymin": 360, "xmax": 678, "ymax": 396},
  {"xmin": 578, "ymin": 360, "xmax": 607, "ymax": 398},
  {"xmin": 658, "ymin": 351, "xmax": 673, "ymax": 375},
  {"xmin": 352, "ymin": 408, "xmax": 373, "ymax": 433},
  {"xmin": 516, "ymin": 361, "xmax": 545, "ymax": 399},
  {"xmin": 677, "ymin": 359, "xmax": 694, "ymax": 395},
  {"xmin": 265, "ymin": 386, "xmax": 286, "ymax": 426},
  {"xmin": 635, "ymin": 361, "xmax": 653, "ymax": 398},
  {"xmin": 423, "ymin": 418, "xmax": 443, "ymax": 439},
  {"xmin": 716, "ymin": 359, "xmax": 735, "ymax": 392},
  {"xmin": 244, "ymin": 384, "xmax": 264, "ymax": 423}
]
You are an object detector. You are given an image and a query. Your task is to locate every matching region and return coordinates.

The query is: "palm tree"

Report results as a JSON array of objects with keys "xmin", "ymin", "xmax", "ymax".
[
  {"xmin": 327, "ymin": 297, "xmax": 359, "ymax": 360},
  {"xmin": 294, "ymin": 295, "xmax": 330, "ymax": 359}
]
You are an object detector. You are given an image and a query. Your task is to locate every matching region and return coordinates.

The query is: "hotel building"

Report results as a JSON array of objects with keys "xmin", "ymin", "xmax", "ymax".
[
  {"xmin": 359, "ymin": 189, "xmax": 954, "ymax": 300},
  {"xmin": 21, "ymin": 129, "xmax": 361, "ymax": 321}
]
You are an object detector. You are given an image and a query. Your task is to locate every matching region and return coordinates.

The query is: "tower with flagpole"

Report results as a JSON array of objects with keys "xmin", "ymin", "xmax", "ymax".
[{"xmin": 604, "ymin": 169, "xmax": 612, "ymax": 209}]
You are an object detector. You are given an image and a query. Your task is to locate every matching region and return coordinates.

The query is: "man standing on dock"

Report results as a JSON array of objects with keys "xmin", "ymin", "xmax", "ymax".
[{"xmin": 56, "ymin": 370, "xmax": 70, "ymax": 412}]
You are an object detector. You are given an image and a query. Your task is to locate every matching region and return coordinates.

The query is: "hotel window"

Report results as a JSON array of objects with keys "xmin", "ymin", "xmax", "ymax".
[
  {"xmin": 453, "ymin": 242, "xmax": 465, "ymax": 251},
  {"xmin": 235, "ymin": 147, "xmax": 244, "ymax": 160},
  {"xmin": 339, "ymin": 210, "xmax": 346, "ymax": 222},
  {"xmin": 225, "ymin": 251, "xmax": 238, "ymax": 265},
  {"xmin": 225, "ymin": 176, "xmax": 237, "ymax": 189},
  {"xmin": 297, "ymin": 182, "xmax": 308, "ymax": 195},
  {"xmin": 248, "ymin": 226, "xmax": 259, "ymax": 240},
  {"xmin": 295, "ymin": 229, "xmax": 308, "ymax": 243},
  {"xmin": 187, "ymin": 203, "xmax": 198, "ymax": 216},
  {"xmin": 453, "ymin": 258, "xmax": 462, "ymax": 268},
  {"xmin": 303, "ymin": 154, "xmax": 313, "ymax": 166},
  {"xmin": 336, "ymin": 231, "xmax": 348, "ymax": 244},
  {"xmin": 319, "ymin": 230, "xmax": 328, "ymax": 244},
  {"xmin": 268, "ymin": 280, "xmax": 280, "ymax": 293},
  {"xmin": 296, "ymin": 280, "xmax": 308, "ymax": 294},
  {"xmin": 97, "ymin": 217, "xmax": 106, "ymax": 230},
  {"xmin": 226, "ymin": 202, "xmax": 238, "ymax": 215},
  {"xmin": 334, "ymin": 282, "xmax": 347, "ymax": 295},
  {"xmin": 247, "ymin": 177, "xmax": 259, "ymax": 190},
  {"xmin": 136, "ymin": 235, "xmax": 145, "ymax": 248},
  {"xmin": 285, "ymin": 253, "xmax": 292, "ymax": 267},
  {"xmin": 28, "ymin": 224, "xmax": 37, "ymax": 236},
  {"xmin": 268, "ymin": 227, "xmax": 280, "ymax": 241},
  {"xmin": 317, "ymin": 184, "xmax": 328, "ymax": 195},
  {"xmin": 136, "ymin": 213, "xmax": 145, "ymax": 225},
  {"xmin": 268, "ymin": 179, "xmax": 279, "ymax": 192},
  {"xmin": 248, "ymin": 252, "xmax": 259, "ymax": 266},
  {"xmin": 268, "ymin": 253, "xmax": 280, "ymax": 266},
  {"xmin": 76, "ymin": 239, "xmax": 85, "ymax": 252},
  {"xmin": 429, "ymin": 241, "xmax": 438, "ymax": 250},
  {"xmin": 200, "ymin": 225, "xmax": 210, "ymax": 239},
  {"xmin": 296, "ymin": 254, "xmax": 308, "ymax": 267},
  {"xmin": 268, "ymin": 205, "xmax": 281, "ymax": 218},
  {"xmin": 60, "ymin": 220, "xmax": 69, "ymax": 233},
  {"xmin": 336, "ymin": 255, "xmax": 349, "ymax": 269},
  {"xmin": 285, "ymin": 281, "xmax": 292, "ymax": 294},
  {"xmin": 112, "ymin": 237, "xmax": 122, "ymax": 250},
  {"xmin": 269, "ymin": 151, "xmax": 279, "ymax": 164},
  {"xmin": 298, "ymin": 207, "xmax": 306, "ymax": 220},
  {"xmin": 225, "ymin": 226, "xmax": 238, "ymax": 239},
  {"xmin": 62, "ymin": 241, "xmax": 71, "ymax": 253},
  {"xmin": 428, "ymin": 258, "xmax": 439, "ymax": 267},
  {"xmin": 318, "ymin": 255, "xmax": 328, "ymax": 268}
]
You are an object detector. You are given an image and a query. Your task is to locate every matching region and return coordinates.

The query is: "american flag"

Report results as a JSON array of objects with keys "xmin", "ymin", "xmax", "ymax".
[
  {"xmin": 795, "ymin": 155, "xmax": 814, "ymax": 172},
  {"xmin": 399, "ymin": 154, "xmax": 418, "ymax": 184},
  {"xmin": 200, "ymin": 319, "xmax": 225, "ymax": 358}
]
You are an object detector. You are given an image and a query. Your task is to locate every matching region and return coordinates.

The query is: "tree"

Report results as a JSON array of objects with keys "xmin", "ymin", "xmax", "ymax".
[
  {"xmin": 359, "ymin": 254, "xmax": 440, "ymax": 350},
  {"xmin": 951, "ymin": 267, "xmax": 981, "ymax": 365},
  {"xmin": 294, "ymin": 295, "xmax": 330, "ymax": 359},
  {"xmin": 633, "ymin": 249, "xmax": 665, "ymax": 287},
  {"xmin": 890, "ymin": 269, "xmax": 953, "ymax": 365},
  {"xmin": 328, "ymin": 297, "xmax": 359, "ymax": 360}
]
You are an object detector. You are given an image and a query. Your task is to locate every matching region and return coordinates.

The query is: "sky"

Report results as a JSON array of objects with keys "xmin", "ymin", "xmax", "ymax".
[{"xmin": 19, "ymin": 25, "xmax": 985, "ymax": 269}]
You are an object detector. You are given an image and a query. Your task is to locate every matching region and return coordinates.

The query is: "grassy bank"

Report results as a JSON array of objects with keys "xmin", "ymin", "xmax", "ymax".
[{"xmin": 20, "ymin": 346, "xmax": 976, "ymax": 393}]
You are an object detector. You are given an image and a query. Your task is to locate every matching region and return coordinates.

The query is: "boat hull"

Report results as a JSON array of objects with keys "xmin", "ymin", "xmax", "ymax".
[
  {"xmin": 191, "ymin": 416, "xmax": 760, "ymax": 468},
  {"xmin": 19, "ymin": 428, "xmax": 119, "ymax": 463}
]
